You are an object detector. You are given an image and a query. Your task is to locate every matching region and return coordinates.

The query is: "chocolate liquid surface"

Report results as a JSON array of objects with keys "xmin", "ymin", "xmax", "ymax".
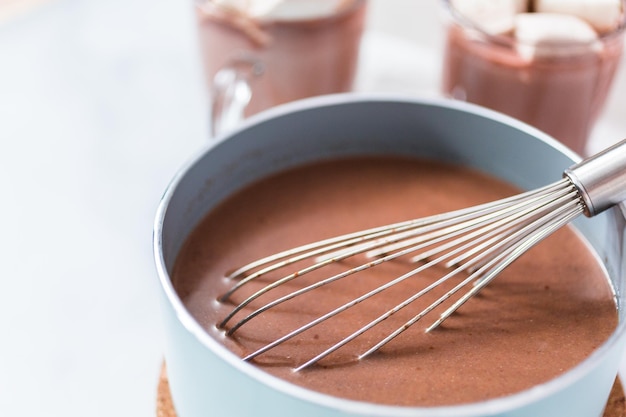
[{"xmin": 173, "ymin": 157, "xmax": 617, "ymax": 406}]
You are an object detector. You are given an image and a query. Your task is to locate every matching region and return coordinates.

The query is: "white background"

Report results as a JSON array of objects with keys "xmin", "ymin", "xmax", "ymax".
[{"xmin": 0, "ymin": 1, "xmax": 624, "ymax": 416}]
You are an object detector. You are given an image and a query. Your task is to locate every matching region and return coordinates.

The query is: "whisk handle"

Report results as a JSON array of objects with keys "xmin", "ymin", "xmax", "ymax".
[{"xmin": 564, "ymin": 139, "xmax": 626, "ymax": 217}]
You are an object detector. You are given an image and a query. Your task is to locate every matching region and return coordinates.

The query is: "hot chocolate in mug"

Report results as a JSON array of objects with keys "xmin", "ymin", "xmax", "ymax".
[
  {"xmin": 193, "ymin": 0, "xmax": 367, "ymax": 136},
  {"xmin": 440, "ymin": 0, "xmax": 626, "ymax": 156}
]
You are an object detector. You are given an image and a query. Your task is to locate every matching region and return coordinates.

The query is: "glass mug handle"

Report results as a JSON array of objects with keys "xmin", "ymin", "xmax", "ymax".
[{"xmin": 210, "ymin": 54, "xmax": 265, "ymax": 137}]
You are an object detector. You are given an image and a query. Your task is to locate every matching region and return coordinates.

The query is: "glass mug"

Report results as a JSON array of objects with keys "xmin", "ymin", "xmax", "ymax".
[
  {"xmin": 193, "ymin": 0, "xmax": 368, "ymax": 136},
  {"xmin": 441, "ymin": 0, "xmax": 625, "ymax": 156}
]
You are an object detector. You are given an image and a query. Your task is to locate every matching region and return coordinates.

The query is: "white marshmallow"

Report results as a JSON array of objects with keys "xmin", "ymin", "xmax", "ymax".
[
  {"xmin": 212, "ymin": 0, "xmax": 350, "ymax": 20},
  {"xmin": 212, "ymin": 0, "xmax": 282, "ymax": 17},
  {"xmin": 514, "ymin": 12, "xmax": 600, "ymax": 59},
  {"xmin": 535, "ymin": 0, "xmax": 623, "ymax": 33},
  {"xmin": 268, "ymin": 0, "xmax": 351, "ymax": 20},
  {"xmin": 450, "ymin": 0, "xmax": 529, "ymax": 34}
]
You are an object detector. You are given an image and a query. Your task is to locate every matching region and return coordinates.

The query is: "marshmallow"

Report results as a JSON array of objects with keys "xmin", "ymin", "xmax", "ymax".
[
  {"xmin": 514, "ymin": 12, "xmax": 600, "ymax": 59},
  {"xmin": 212, "ymin": 0, "xmax": 350, "ymax": 20},
  {"xmin": 535, "ymin": 0, "xmax": 624, "ymax": 33},
  {"xmin": 268, "ymin": 0, "xmax": 351, "ymax": 20},
  {"xmin": 211, "ymin": 0, "xmax": 282, "ymax": 17},
  {"xmin": 450, "ymin": 0, "xmax": 529, "ymax": 34}
]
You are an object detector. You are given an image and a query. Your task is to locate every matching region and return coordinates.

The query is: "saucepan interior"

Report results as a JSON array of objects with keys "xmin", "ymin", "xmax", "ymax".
[{"xmin": 154, "ymin": 94, "xmax": 626, "ymax": 417}]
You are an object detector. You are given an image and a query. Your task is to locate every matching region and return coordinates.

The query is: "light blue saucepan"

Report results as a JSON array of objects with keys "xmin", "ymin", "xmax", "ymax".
[{"xmin": 153, "ymin": 94, "xmax": 626, "ymax": 417}]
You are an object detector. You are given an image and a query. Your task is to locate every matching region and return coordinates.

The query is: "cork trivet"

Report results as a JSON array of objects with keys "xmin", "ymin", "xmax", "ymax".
[
  {"xmin": 157, "ymin": 364, "xmax": 176, "ymax": 417},
  {"xmin": 157, "ymin": 362, "xmax": 626, "ymax": 417},
  {"xmin": 606, "ymin": 378, "xmax": 626, "ymax": 417}
]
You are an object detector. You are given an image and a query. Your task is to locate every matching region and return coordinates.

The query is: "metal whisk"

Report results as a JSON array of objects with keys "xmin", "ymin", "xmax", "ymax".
[{"xmin": 219, "ymin": 139, "xmax": 626, "ymax": 371}]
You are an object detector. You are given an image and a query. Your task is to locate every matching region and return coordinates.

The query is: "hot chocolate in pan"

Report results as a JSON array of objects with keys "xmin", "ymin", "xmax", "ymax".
[{"xmin": 173, "ymin": 156, "xmax": 617, "ymax": 407}]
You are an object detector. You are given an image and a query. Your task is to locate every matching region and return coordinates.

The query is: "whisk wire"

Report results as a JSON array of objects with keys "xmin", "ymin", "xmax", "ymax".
[
  {"xmin": 450, "ymin": 184, "xmax": 581, "ymax": 273},
  {"xmin": 240, "ymin": 191, "xmax": 583, "ymax": 367},
  {"xmin": 220, "ymin": 216, "xmax": 485, "ymax": 330},
  {"xmin": 228, "ymin": 180, "xmax": 586, "ymax": 367},
  {"xmin": 428, "ymin": 200, "xmax": 584, "ymax": 332},
  {"xmin": 243, "ymin": 231, "xmax": 479, "ymax": 364},
  {"xmin": 225, "ymin": 181, "xmax": 573, "ymax": 285},
  {"xmin": 223, "ymin": 199, "xmax": 536, "ymax": 332},
  {"xmin": 216, "ymin": 139, "xmax": 626, "ymax": 370},
  {"xmin": 296, "ymin": 192, "xmax": 584, "ymax": 369},
  {"xmin": 327, "ymin": 195, "xmax": 585, "ymax": 366},
  {"xmin": 222, "ymin": 180, "xmax": 580, "ymax": 333}
]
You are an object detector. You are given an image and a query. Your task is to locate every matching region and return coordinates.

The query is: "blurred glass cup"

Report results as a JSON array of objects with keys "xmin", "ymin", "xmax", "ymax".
[
  {"xmin": 441, "ymin": 0, "xmax": 625, "ymax": 156},
  {"xmin": 194, "ymin": 0, "xmax": 367, "ymax": 136}
]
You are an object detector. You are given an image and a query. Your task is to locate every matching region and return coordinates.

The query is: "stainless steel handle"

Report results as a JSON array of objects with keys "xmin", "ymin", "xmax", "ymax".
[{"xmin": 564, "ymin": 138, "xmax": 626, "ymax": 217}]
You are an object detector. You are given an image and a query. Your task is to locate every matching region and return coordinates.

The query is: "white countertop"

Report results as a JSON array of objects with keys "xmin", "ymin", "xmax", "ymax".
[{"xmin": 0, "ymin": 1, "xmax": 624, "ymax": 416}]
